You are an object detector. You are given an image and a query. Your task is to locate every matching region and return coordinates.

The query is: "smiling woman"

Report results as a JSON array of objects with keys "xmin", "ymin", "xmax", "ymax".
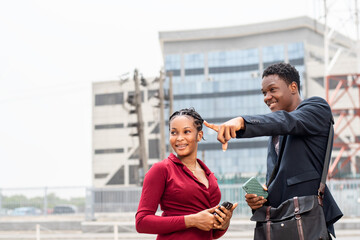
[
  {"xmin": 169, "ymin": 110, "xmax": 207, "ymax": 187},
  {"xmin": 135, "ymin": 108, "xmax": 238, "ymax": 239},
  {"xmin": 169, "ymin": 110, "xmax": 203, "ymax": 163}
]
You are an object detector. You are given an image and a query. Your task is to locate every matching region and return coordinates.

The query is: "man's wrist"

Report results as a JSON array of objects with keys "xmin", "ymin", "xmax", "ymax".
[{"xmin": 238, "ymin": 117, "xmax": 245, "ymax": 130}]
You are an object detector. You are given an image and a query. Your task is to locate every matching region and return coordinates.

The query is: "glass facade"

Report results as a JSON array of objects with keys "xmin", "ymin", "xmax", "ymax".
[
  {"xmin": 263, "ymin": 45, "xmax": 285, "ymax": 68},
  {"xmin": 165, "ymin": 54, "xmax": 181, "ymax": 83},
  {"xmin": 288, "ymin": 42, "xmax": 305, "ymax": 93},
  {"xmin": 164, "ymin": 42, "xmax": 305, "ymax": 181}
]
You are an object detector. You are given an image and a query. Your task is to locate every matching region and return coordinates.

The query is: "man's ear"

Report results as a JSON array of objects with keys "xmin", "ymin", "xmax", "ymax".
[{"xmin": 290, "ymin": 82, "xmax": 298, "ymax": 94}]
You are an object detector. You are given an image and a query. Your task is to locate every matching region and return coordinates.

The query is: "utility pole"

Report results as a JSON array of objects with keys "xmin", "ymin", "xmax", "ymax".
[
  {"xmin": 167, "ymin": 71, "xmax": 174, "ymax": 154},
  {"xmin": 133, "ymin": 69, "xmax": 148, "ymax": 183},
  {"xmin": 158, "ymin": 70, "xmax": 166, "ymax": 161},
  {"xmin": 168, "ymin": 71, "xmax": 174, "ymax": 118}
]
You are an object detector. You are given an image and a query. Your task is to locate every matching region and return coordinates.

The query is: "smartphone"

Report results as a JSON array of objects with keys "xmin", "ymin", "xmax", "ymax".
[
  {"xmin": 242, "ymin": 177, "xmax": 268, "ymax": 198},
  {"xmin": 213, "ymin": 201, "xmax": 233, "ymax": 216}
]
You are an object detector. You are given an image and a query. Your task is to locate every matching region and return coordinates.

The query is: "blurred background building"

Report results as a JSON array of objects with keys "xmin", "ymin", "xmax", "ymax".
[
  {"xmin": 158, "ymin": 16, "xmax": 359, "ymax": 182},
  {"xmin": 92, "ymin": 16, "xmax": 360, "ymax": 187},
  {"xmin": 92, "ymin": 75, "xmax": 163, "ymax": 187}
]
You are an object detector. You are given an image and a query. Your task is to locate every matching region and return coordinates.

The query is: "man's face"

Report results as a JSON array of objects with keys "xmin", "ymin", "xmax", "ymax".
[{"xmin": 261, "ymin": 74, "xmax": 297, "ymax": 112}]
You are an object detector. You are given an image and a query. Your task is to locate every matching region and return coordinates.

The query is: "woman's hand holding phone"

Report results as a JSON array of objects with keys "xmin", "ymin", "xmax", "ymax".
[
  {"xmin": 213, "ymin": 201, "xmax": 238, "ymax": 230},
  {"xmin": 184, "ymin": 208, "xmax": 218, "ymax": 231}
]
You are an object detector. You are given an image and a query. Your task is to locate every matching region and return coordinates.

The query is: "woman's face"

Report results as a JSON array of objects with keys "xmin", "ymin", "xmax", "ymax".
[{"xmin": 169, "ymin": 115, "xmax": 202, "ymax": 160}]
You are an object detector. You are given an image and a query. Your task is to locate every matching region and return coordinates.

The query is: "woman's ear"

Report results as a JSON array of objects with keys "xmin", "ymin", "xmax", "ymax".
[{"xmin": 197, "ymin": 130, "xmax": 203, "ymax": 142}]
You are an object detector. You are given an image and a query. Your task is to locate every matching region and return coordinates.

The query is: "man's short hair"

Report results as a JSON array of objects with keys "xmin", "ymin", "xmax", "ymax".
[{"xmin": 262, "ymin": 63, "xmax": 300, "ymax": 93}]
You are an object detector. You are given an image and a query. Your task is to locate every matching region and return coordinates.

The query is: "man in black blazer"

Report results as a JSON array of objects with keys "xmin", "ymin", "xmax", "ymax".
[{"xmin": 205, "ymin": 63, "xmax": 343, "ymax": 237}]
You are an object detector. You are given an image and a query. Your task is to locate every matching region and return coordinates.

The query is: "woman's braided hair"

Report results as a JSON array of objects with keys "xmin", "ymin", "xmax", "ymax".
[{"xmin": 169, "ymin": 108, "xmax": 204, "ymax": 139}]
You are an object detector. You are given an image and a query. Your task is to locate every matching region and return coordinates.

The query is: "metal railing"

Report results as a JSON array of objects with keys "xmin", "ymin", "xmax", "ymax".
[{"xmin": 0, "ymin": 179, "xmax": 359, "ymax": 219}]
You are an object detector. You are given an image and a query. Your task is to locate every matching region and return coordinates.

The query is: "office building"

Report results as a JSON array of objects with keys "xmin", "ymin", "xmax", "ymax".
[
  {"xmin": 91, "ymin": 16, "xmax": 359, "ymax": 188},
  {"xmin": 159, "ymin": 16, "xmax": 358, "ymax": 180}
]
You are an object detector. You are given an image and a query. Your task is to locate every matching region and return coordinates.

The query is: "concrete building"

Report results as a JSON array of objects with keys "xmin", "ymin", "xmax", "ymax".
[
  {"xmin": 92, "ymin": 76, "xmax": 161, "ymax": 187},
  {"xmin": 91, "ymin": 16, "xmax": 359, "ymax": 188},
  {"xmin": 159, "ymin": 16, "xmax": 359, "ymax": 181}
]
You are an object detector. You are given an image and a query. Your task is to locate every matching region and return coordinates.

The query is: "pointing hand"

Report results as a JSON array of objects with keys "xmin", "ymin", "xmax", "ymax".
[{"xmin": 204, "ymin": 117, "xmax": 244, "ymax": 151}]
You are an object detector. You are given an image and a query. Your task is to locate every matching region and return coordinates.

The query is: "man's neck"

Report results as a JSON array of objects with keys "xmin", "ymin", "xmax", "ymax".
[{"xmin": 290, "ymin": 96, "xmax": 302, "ymax": 112}]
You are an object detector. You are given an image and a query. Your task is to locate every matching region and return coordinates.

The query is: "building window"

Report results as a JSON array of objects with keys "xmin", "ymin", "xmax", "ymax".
[
  {"xmin": 148, "ymin": 90, "xmax": 159, "ymax": 100},
  {"xmin": 150, "ymin": 123, "xmax": 160, "ymax": 134},
  {"xmin": 184, "ymin": 53, "xmax": 204, "ymax": 82},
  {"xmin": 94, "ymin": 123, "xmax": 124, "ymax": 130},
  {"xmin": 128, "ymin": 91, "xmax": 144, "ymax": 103},
  {"xmin": 107, "ymin": 166, "xmax": 124, "ymax": 185},
  {"xmin": 185, "ymin": 53, "xmax": 204, "ymax": 69},
  {"xmin": 165, "ymin": 55, "xmax": 181, "ymax": 76},
  {"xmin": 127, "ymin": 122, "xmax": 139, "ymax": 128},
  {"xmin": 201, "ymin": 48, "xmax": 261, "ymax": 94},
  {"xmin": 129, "ymin": 165, "xmax": 139, "ymax": 184},
  {"xmin": 148, "ymin": 139, "xmax": 160, "ymax": 159},
  {"xmin": 94, "ymin": 173, "xmax": 108, "ymax": 179},
  {"xmin": 95, "ymin": 92, "xmax": 123, "ymax": 106},
  {"xmin": 288, "ymin": 42, "xmax": 304, "ymax": 60},
  {"xmin": 263, "ymin": 45, "xmax": 285, "ymax": 68},
  {"xmin": 208, "ymin": 48, "xmax": 259, "ymax": 67},
  {"xmin": 95, "ymin": 148, "xmax": 124, "ymax": 154},
  {"xmin": 129, "ymin": 147, "xmax": 139, "ymax": 159},
  {"xmin": 129, "ymin": 164, "xmax": 153, "ymax": 185}
]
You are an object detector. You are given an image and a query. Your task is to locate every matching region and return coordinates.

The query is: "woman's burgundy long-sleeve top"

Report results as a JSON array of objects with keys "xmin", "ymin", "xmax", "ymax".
[{"xmin": 136, "ymin": 153, "xmax": 226, "ymax": 239}]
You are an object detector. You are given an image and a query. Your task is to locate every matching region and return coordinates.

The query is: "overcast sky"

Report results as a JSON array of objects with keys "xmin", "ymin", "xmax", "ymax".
[{"xmin": 0, "ymin": 0, "xmax": 357, "ymax": 188}]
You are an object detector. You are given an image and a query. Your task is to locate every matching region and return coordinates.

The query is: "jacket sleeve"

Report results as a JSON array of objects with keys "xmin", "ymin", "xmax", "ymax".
[
  {"xmin": 135, "ymin": 162, "xmax": 186, "ymax": 234},
  {"xmin": 237, "ymin": 97, "xmax": 332, "ymax": 138}
]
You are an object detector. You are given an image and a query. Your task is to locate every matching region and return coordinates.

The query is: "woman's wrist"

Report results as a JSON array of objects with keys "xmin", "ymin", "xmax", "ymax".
[{"xmin": 184, "ymin": 214, "xmax": 195, "ymax": 228}]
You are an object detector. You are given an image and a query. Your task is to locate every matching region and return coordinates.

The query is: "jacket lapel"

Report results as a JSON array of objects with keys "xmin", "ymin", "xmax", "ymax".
[{"xmin": 267, "ymin": 135, "xmax": 287, "ymax": 188}]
